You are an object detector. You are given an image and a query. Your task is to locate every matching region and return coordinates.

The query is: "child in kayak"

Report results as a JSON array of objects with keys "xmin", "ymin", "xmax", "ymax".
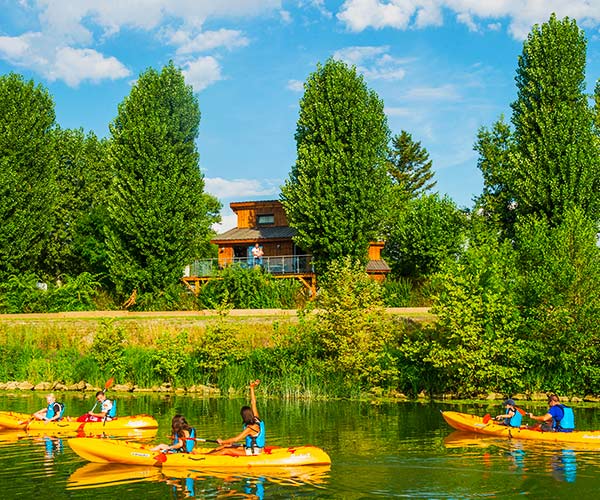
[
  {"xmin": 152, "ymin": 414, "xmax": 196, "ymax": 453},
  {"xmin": 77, "ymin": 391, "xmax": 116, "ymax": 422},
  {"xmin": 212, "ymin": 379, "xmax": 264, "ymax": 456},
  {"xmin": 33, "ymin": 393, "xmax": 65, "ymax": 422},
  {"xmin": 494, "ymin": 399, "xmax": 523, "ymax": 427}
]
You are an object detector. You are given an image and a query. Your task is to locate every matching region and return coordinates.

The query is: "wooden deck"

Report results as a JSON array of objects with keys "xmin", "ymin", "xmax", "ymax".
[{"xmin": 182, "ymin": 255, "xmax": 316, "ymax": 296}]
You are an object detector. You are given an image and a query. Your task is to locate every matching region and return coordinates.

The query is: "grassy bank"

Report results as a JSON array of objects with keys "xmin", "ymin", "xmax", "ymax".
[{"xmin": 0, "ymin": 308, "xmax": 433, "ymax": 398}]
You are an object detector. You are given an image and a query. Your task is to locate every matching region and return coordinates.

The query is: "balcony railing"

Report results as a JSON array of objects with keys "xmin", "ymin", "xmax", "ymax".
[{"xmin": 185, "ymin": 254, "xmax": 313, "ymax": 277}]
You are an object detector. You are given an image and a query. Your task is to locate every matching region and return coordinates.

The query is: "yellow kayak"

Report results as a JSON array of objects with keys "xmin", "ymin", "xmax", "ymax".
[
  {"xmin": 68, "ymin": 437, "xmax": 332, "ymax": 467},
  {"xmin": 442, "ymin": 411, "xmax": 600, "ymax": 447},
  {"xmin": 0, "ymin": 411, "xmax": 158, "ymax": 433}
]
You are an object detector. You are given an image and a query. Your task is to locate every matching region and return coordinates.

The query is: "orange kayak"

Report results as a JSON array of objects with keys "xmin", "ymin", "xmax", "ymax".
[
  {"xmin": 0, "ymin": 411, "xmax": 158, "ymax": 433},
  {"xmin": 442, "ymin": 411, "xmax": 600, "ymax": 447},
  {"xmin": 68, "ymin": 437, "xmax": 332, "ymax": 467}
]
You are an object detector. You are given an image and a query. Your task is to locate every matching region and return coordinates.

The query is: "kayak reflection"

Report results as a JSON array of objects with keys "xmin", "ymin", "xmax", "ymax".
[
  {"xmin": 68, "ymin": 461, "xmax": 331, "ymax": 496},
  {"xmin": 443, "ymin": 431, "xmax": 580, "ymax": 483}
]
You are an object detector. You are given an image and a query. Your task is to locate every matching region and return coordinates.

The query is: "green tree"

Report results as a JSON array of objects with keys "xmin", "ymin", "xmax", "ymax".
[
  {"xmin": 473, "ymin": 117, "xmax": 517, "ymax": 235},
  {"xmin": 425, "ymin": 232, "xmax": 524, "ymax": 396},
  {"xmin": 387, "ymin": 130, "xmax": 436, "ymax": 201},
  {"xmin": 0, "ymin": 73, "xmax": 57, "ymax": 280},
  {"xmin": 514, "ymin": 208, "xmax": 600, "ymax": 394},
  {"xmin": 510, "ymin": 14, "xmax": 600, "ymax": 224},
  {"xmin": 281, "ymin": 58, "xmax": 390, "ymax": 273},
  {"xmin": 42, "ymin": 128, "xmax": 110, "ymax": 279},
  {"xmin": 106, "ymin": 62, "xmax": 221, "ymax": 306},
  {"xmin": 384, "ymin": 194, "xmax": 466, "ymax": 278},
  {"xmin": 313, "ymin": 257, "xmax": 397, "ymax": 392}
]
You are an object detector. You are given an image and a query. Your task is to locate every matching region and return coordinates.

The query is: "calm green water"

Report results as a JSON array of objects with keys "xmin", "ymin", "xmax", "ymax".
[{"xmin": 1, "ymin": 393, "xmax": 599, "ymax": 498}]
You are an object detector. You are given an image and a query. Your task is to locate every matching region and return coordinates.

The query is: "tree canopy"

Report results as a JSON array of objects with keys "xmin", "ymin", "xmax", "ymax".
[
  {"xmin": 0, "ymin": 73, "xmax": 57, "ymax": 280},
  {"xmin": 106, "ymin": 61, "xmax": 220, "ymax": 305},
  {"xmin": 281, "ymin": 58, "xmax": 390, "ymax": 273},
  {"xmin": 477, "ymin": 14, "xmax": 600, "ymax": 228}
]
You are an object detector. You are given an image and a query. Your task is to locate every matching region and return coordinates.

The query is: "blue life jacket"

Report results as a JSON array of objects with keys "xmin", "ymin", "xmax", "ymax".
[
  {"xmin": 556, "ymin": 405, "xmax": 575, "ymax": 431},
  {"xmin": 107, "ymin": 400, "xmax": 117, "ymax": 418},
  {"xmin": 505, "ymin": 407, "xmax": 522, "ymax": 427},
  {"xmin": 46, "ymin": 402, "xmax": 65, "ymax": 420},
  {"xmin": 173, "ymin": 427, "xmax": 196, "ymax": 453},
  {"xmin": 244, "ymin": 419, "xmax": 265, "ymax": 449}
]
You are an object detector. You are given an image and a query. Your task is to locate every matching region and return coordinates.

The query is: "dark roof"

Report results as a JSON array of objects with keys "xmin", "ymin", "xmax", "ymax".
[
  {"xmin": 212, "ymin": 226, "xmax": 296, "ymax": 242},
  {"xmin": 366, "ymin": 259, "xmax": 391, "ymax": 273}
]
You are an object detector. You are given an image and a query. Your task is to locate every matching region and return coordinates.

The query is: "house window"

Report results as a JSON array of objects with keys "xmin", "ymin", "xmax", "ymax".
[{"xmin": 257, "ymin": 214, "xmax": 275, "ymax": 225}]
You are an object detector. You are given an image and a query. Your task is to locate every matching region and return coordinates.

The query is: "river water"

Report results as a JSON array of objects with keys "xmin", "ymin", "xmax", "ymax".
[{"xmin": 0, "ymin": 393, "xmax": 599, "ymax": 498}]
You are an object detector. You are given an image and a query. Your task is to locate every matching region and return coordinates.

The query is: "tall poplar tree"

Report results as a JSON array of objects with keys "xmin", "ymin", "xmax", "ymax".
[
  {"xmin": 0, "ymin": 73, "xmax": 56, "ymax": 280},
  {"xmin": 281, "ymin": 58, "xmax": 390, "ymax": 273},
  {"xmin": 106, "ymin": 62, "xmax": 220, "ymax": 304},
  {"xmin": 510, "ymin": 14, "xmax": 600, "ymax": 224}
]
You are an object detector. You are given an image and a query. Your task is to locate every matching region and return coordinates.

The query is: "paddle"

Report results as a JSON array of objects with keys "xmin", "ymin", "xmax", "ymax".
[{"xmin": 153, "ymin": 440, "xmax": 242, "ymax": 462}]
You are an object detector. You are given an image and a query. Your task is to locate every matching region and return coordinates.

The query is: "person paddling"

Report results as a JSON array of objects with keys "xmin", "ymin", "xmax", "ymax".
[
  {"xmin": 151, "ymin": 414, "xmax": 196, "ymax": 453},
  {"xmin": 494, "ymin": 399, "xmax": 523, "ymax": 427},
  {"xmin": 77, "ymin": 391, "xmax": 116, "ymax": 422},
  {"xmin": 211, "ymin": 379, "xmax": 265, "ymax": 456},
  {"xmin": 527, "ymin": 394, "xmax": 575, "ymax": 432}
]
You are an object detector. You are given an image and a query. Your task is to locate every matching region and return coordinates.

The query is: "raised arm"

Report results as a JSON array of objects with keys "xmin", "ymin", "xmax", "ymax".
[{"xmin": 250, "ymin": 379, "xmax": 260, "ymax": 419}]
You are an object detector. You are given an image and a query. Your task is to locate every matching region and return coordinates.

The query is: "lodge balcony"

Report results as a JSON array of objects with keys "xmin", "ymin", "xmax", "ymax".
[{"xmin": 182, "ymin": 254, "xmax": 316, "ymax": 296}]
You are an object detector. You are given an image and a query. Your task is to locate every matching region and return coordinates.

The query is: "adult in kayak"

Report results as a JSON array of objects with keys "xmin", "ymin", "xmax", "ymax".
[
  {"xmin": 527, "ymin": 394, "xmax": 575, "ymax": 432},
  {"xmin": 77, "ymin": 391, "xmax": 116, "ymax": 422},
  {"xmin": 212, "ymin": 379, "xmax": 264, "ymax": 456},
  {"xmin": 151, "ymin": 414, "xmax": 196, "ymax": 453},
  {"xmin": 33, "ymin": 393, "xmax": 65, "ymax": 422},
  {"xmin": 494, "ymin": 399, "xmax": 523, "ymax": 427}
]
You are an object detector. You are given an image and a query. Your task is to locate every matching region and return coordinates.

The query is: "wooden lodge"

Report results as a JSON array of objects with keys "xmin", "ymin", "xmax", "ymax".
[{"xmin": 182, "ymin": 200, "xmax": 390, "ymax": 295}]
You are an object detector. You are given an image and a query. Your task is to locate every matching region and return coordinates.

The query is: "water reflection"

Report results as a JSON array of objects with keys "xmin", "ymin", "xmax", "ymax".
[
  {"xmin": 443, "ymin": 430, "xmax": 583, "ymax": 485},
  {"xmin": 67, "ymin": 462, "xmax": 330, "ymax": 497},
  {"xmin": 43, "ymin": 436, "xmax": 63, "ymax": 459},
  {"xmin": 551, "ymin": 449, "xmax": 576, "ymax": 483}
]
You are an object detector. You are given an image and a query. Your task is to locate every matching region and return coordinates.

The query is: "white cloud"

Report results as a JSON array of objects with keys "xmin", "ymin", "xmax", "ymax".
[
  {"xmin": 212, "ymin": 212, "xmax": 238, "ymax": 233},
  {"xmin": 175, "ymin": 29, "xmax": 250, "ymax": 55},
  {"xmin": 0, "ymin": 33, "xmax": 130, "ymax": 87},
  {"xmin": 0, "ymin": 34, "xmax": 32, "ymax": 59},
  {"xmin": 337, "ymin": 0, "xmax": 412, "ymax": 31},
  {"xmin": 337, "ymin": 0, "xmax": 600, "ymax": 40},
  {"xmin": 287, "ymin": 79, "xmax": 304, "ymax": 92},
  {"xmin": 204, "ymin": 177, "xmax": 280, "ymax": 199},
  {"xmin": 0, "ymin": 1, "xmax": 283, "ymax": 85},
  {"xmin": 333, "ymin": 45, "xmax": 408, "ymax": 81},
  {"xmin": 51, "ymin": 47, "xmax": 130, "ymax": 86},
  {"xmin": 181, "ymin": 56, "xmax": 223, "ymax": 92}
]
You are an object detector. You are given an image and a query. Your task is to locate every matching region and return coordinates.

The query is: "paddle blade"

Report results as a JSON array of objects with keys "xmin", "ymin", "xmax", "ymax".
[
  {"xmin": 482, "ymin": 414, "xmax": 491, "ymax": 424},
  {"xmin": 104, "ymin": 377, "xmax": 115, "ymax": 390},
  {"xmin": 154, "ymin": 452, "xmax": 167, "ymax": 463}
]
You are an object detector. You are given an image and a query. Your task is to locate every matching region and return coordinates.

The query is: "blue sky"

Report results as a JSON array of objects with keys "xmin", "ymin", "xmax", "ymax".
[{"xmin": 2, "ymin": 1, "xmax": 600, "ymax": 231}]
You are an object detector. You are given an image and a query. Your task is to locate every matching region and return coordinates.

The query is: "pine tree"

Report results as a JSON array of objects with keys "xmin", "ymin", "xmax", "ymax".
[
  {"xmin": 387, "ymin": 131, "xmax": 436, "ymax": 200},
  {"xmin": 281, "ymin": 58, "xmax": 390, "ymax": 273}
]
